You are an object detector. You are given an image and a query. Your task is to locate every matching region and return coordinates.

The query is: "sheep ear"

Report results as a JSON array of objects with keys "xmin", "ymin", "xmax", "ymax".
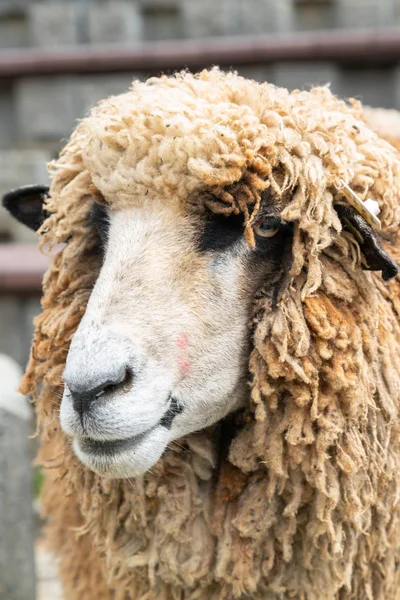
[
  {"xmin": 335, "ymin": 204, "xmax": 399, "ymax": 281},
  {"xmin": 2, "ymin": 184, "xmax": 50, "ymax": 231}
]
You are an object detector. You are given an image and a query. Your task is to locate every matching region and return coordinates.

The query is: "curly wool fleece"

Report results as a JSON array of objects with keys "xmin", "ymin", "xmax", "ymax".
[{"xmin": 22, "ymin": 69, "xmax": 400, "ymax": 600}]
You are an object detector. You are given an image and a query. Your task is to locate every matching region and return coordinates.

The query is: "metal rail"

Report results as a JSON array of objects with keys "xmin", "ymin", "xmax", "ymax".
[
  {"xmin": 0, "ymin": 244, "xmax": 47, "ymax": 293},
  {"xmin": 0, "ymin": 28, "xmax": 400, "ymax": 78}
]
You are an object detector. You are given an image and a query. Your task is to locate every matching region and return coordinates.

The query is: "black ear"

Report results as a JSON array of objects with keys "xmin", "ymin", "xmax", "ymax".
[
  {"xmin": 335, "ymin": 204, "xmax": 399, "ymax": 281},
  {"xmin": 2, "ymin": 184, "xmax": 50, "ymax": 231}
]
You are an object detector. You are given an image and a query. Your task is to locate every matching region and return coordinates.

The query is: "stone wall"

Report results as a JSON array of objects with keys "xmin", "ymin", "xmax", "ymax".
[{"xmin": 1, "ymin": 0, "xmax": 400, "ymax": 367}]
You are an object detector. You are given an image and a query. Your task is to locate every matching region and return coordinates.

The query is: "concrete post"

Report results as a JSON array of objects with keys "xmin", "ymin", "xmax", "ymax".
[{"xmin": 0, "ymin": 354, "xmax": 35, "ymax": 600}]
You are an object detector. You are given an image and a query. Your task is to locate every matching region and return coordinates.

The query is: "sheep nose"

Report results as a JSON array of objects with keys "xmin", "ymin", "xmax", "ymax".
[
  {"xmin": 62, "ymin": 324, "xmax": 137, "ymax": 417},
  {"xmin": 68, "ymin": 368, "xmax": 132, "ymax": 418}
]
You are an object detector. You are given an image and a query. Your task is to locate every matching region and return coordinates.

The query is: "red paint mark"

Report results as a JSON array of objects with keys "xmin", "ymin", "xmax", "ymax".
[
  {"xmin": 177, "ymin": 333, "xmax": 191, "ymax": 375},
  {"xmin": 177, "ymin": 332, "xmax": 189, "ymax": 350},
  {"xmin": 179, "ymin": 358, "xmax": 191, "ymax": 374}
]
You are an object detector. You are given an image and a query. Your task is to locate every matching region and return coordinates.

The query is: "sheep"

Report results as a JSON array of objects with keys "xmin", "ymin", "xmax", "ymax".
[
  {"xmin": 363, "ymin": 106, "xmax": 400, "ymax": 153},
  {"xmin": 3, "ymin": 68, "xmax": 400, "ymax": 600}
]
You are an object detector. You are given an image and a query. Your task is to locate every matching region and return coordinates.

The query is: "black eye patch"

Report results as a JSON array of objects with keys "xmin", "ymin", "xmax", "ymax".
[
  {"xmin": 89, "ymin": 203, "xmax": 110, "ymax": 246},
  {"xmin": 198, "ymin": 211, "xmax": 245, "ymax": 252}
]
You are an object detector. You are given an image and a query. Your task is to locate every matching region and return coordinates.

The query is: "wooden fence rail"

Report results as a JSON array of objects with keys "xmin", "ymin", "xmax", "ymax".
[
  {"xmin": 0, "ymin": 28, "xmax": 400, "ymax": 79},
  {"xmin": 0, "ymin": 244, "xmax": 47, "ymax": 294}
]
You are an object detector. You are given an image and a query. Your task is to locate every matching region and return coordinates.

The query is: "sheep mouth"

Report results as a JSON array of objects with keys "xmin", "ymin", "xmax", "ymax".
[
  {"xmin": 79, "ymin": 430, "xmax": 151, "ymax": 456},
  {"xmin": 78, "ymin": 396, "xmax": 183, "ymax": 456}
]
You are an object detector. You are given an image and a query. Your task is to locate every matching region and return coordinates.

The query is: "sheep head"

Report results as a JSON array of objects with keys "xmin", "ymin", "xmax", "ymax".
[{"xmin": 3, "ymin": 70, "xmax": 400, "ymax": 481}]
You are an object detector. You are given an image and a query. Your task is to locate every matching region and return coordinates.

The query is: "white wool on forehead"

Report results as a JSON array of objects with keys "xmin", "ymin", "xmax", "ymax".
[{"xmin": 80, "ymin": 83, "xmax": 267, "ymax": 205}]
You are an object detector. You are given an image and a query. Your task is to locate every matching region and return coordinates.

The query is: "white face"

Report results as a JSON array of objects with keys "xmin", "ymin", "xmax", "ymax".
[{"xmin": 60, "ymin": 201, "xmax": 290, "ymax": 478}]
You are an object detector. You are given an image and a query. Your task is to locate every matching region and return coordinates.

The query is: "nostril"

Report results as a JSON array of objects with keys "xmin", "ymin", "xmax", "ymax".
[
  {"xmin": 69, "ymin": 367, "xmax": 133, "ymax": 419},
  {"xmin": 98, "ymin": 368, "xmax": 133, "ymax": 398}
]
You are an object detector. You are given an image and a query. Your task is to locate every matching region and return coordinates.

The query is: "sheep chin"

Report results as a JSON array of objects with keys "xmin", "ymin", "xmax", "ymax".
[{"xmin": 72, "ymin": 425, "xmax": 170, "ymax": 479}]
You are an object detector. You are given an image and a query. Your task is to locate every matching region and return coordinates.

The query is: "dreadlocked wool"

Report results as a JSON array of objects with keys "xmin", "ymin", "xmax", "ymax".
[{"xmin": 22, "ymin": 69, "xmax": 400, "ymax": 600}]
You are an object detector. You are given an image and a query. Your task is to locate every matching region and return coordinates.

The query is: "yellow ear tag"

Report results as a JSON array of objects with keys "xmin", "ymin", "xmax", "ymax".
[{"xmin": 336, "ymin": 180, "xmax": 381, "ymax": 231}]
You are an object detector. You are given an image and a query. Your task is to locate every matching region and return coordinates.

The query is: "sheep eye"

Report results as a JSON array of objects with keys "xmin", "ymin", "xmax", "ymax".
[{"xmin": 253, "ymin": 216, "xmax": 281, "ymax": 239}]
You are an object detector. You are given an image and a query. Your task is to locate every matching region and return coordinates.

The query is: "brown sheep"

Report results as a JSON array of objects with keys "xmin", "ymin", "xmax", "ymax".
[{"xmin": 3, "ymin": 69, "xmax": 400, "ymax": 599}]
